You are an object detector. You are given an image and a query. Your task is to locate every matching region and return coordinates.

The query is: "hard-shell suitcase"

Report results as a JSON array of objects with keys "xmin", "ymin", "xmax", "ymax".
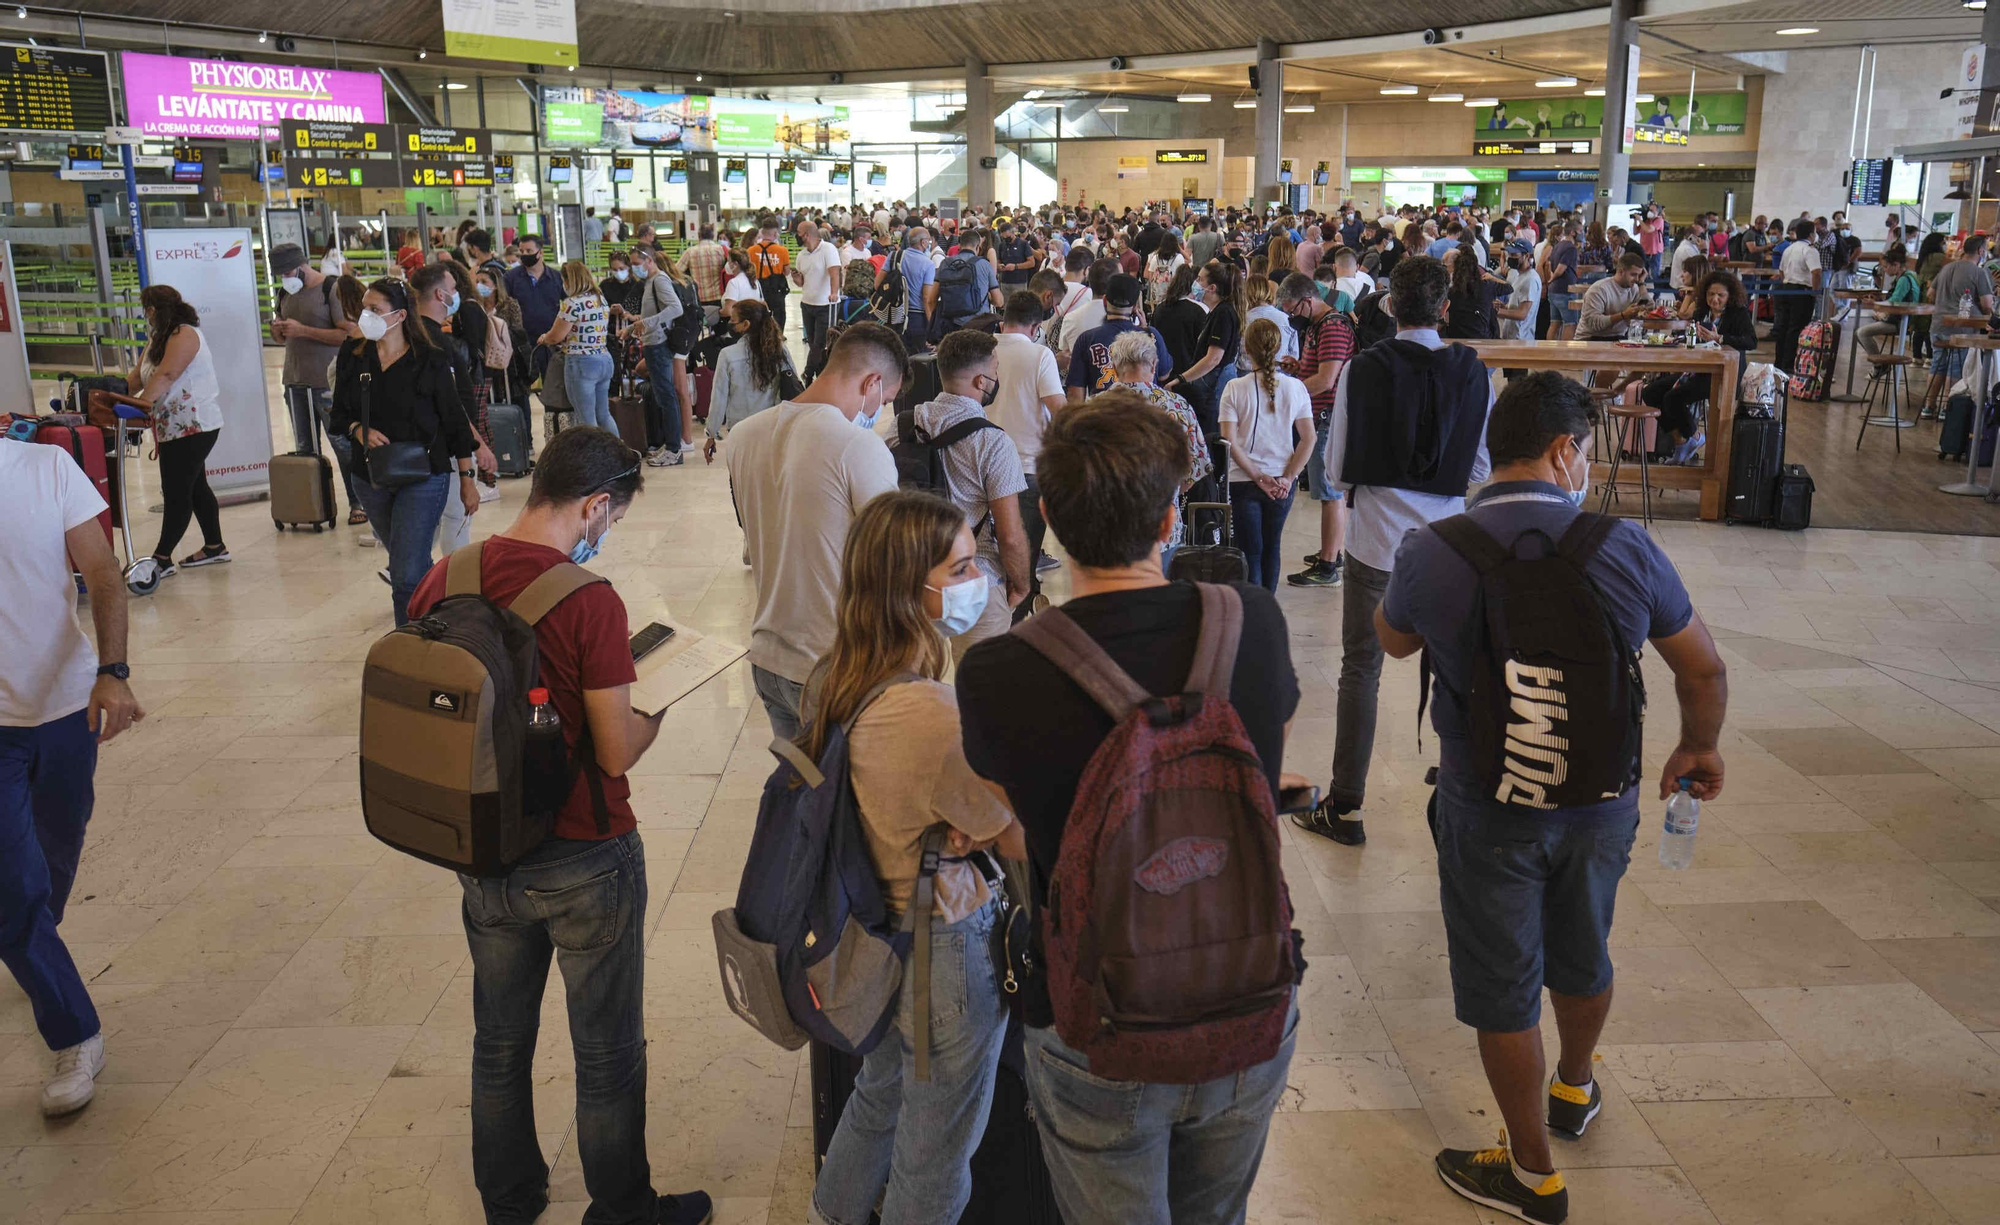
[
  {"xmin": 1724, "ymin": 414, "xmax": 1783, "ymax": 525},
  {"xmin": 489, "ymin": 401, "xmax": 533, "ymax": 477},
  {"xmin": 34, "ymin": 421, "xmax": 112, "ymax": 544},
  {"xmin": 1938, "ymin": 392, "xmax": 2000, "ymax": 465},
  {"xmin": 895, "ymin": 353, "xmax": 940, "ymax": 417},
  {"xmin": 1167, "ymin": 500, "xmax": 1247, "ymax": 584},
  {"xmin": 270, "ymin": 412, "xmax": 337, "ymax": 531},
  {"xmin": 609, "ymin": 372, "xmax": 648, "ymax": 448}
]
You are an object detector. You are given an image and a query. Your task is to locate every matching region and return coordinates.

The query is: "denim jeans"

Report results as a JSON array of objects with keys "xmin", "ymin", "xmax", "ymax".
[
  {"xmin": 811, "ymin": 900, "xmax": 1007, "ymax": 1225},
  {"xmin": 1024, "ymin": 1000, "xmax": 1297, "ymax": 1225},
  {"xmin": 460, "ymin": 831, "xmax": 654, "ymax": 1225},
  {"xmin": 1228, "ymin": 480, "xmax": 1294, "ymax": 592},
  {"xmin": 642, "ymin": 341, "xmax": 682, "ymax": 453},
  {"xmin": 286, "ymin": 384, "xmax": 360, "ymax": 511},
  {"xmin": 1012, "ymin": 476, "xmax": 1046, "ymax": 624},
  {"xmin": 565, "ymin": 349, "xmax": 618, "ymax": 437},
  {"xmin": 1328, "ymin": 552, "xmax": 1391, "ymax": 811},
  {"xmin": 356, "ymin": 470, "xmax": 451, "ymax": 626},
  {"xmin": 751, "ymin": 664, "xmax": 805, "ymax": 742},
  {"xmin": 0, "ymin": 711, "xmax": 100, "ymax": 1051}
]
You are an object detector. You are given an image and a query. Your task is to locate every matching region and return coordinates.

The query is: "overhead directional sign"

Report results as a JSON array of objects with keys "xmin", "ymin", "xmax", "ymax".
[
  {"xmin": 288, "ymin": 158, "xmax": 405, "ymax": 189},
  {"xmin": 401, "ymin": 125, "xmax": 488, "ymax": 156},
  {"xmin": 284, "ymin": 120, "xmax": 394, "ymax": 152}
]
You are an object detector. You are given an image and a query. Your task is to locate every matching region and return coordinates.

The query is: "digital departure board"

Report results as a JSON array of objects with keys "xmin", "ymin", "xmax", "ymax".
[
  {"xmin": 546, "ymin": 154, "xmax": 572, "ymax": 184},
  {"xmin": 0, "ymin": 44, "xmax": 113, "ymax": 135},
  {"xmin": 1850, "ymin": 158, "xmax": 1887, "ymax": 207},
  {"xmin": 1475, "ymin": 138, "xmax": 1594, "ymax": 156}
]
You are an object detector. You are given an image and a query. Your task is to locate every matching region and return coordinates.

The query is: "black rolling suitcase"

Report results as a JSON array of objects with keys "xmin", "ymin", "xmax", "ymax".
[
  {"xmin": 809, "ymin": 1041, "xmax": 862, "ymax": 1174},
  {"xmin": 1167, "ymin": 500, "xmax": 1247, "ymax": 583}
]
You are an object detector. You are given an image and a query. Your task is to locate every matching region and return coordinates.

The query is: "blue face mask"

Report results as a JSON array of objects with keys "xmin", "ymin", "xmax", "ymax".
[
  {"xmin": 1564, "ymin": 440, "xmax": 1589, "ymax": 508},
  {"xmin": 569, "ymin": 501, "xmax": 610, "ymax": 564},
  {"xmin": 447, "ymin": 291, "xmax": 462, "ymax": 315},
  {"xmin": 928, "ymin": 576, "xmax": 990, "ymax": 637}
]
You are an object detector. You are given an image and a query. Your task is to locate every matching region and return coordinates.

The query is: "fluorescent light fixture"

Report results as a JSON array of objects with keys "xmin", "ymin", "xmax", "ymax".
[
  {"xmin": 1428, "ymin": 91, "xmax": 1464, "ymax": 102},
  {"xmin": 1023, "ymin": 89, "xmax": 1044, "ymax": 100},
  {"xmin": 694, "ymin": 73, "xmax": 703, "ymax": 82},
  {"xmin": 1634, "ymin": 92, "xmax": 1654, "ymax": 102},
  {"xmin": 1234, "ymin": 97, "xmax": 1258, "ymax": 109},
  {"xmin": 1177, "ymin": 91, "xmax": 1210, "ymax": 103},
  {"xmin": 1100, "ymin": 97, "xmax": 1128, "ymax": 113},
  {"xmin": 1584, "ymin": 86, "xmax": 1605, "ymax": 96},
  {"xmin": 1776, "ymin": 26, "xmax": 1818, "ymax": 34},
  {"xmin": 566, "ymin": 64, "xmax": 575, "ymax": 72},
  {"xmin": 1536, "ymin": 76, "xmax": 1579, "ymax": 88},
  {"xmin": 1465, "ymin": 96, "xmax": 1500, "ymax": 107},
  {"xmin": 417, "ymin": 48, "xmax": 427, "ymax": 59},
  {"xmin": 1284, "ymin": 101, "xmax": 1315, "ymax": 113},
  {"xmin": 1968, "ymin": 1, "xmax": 1989, "ymax": 10},
  {"xmin": 14, "ymin": 7, "xmax": 24, "ymax": 17},
  {"xmin": 1379, "ymin": 84, "xmax": 1419, "ymax": 96},
  {"xmin": 446, "ymin": 81, "xmax": 469, "ymax": 90}
]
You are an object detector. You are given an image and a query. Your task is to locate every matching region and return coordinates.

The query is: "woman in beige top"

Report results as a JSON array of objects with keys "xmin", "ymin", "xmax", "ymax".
[{"xmin": 803, "ymin": 489, "xmax": 1025, "ymax": 1225}]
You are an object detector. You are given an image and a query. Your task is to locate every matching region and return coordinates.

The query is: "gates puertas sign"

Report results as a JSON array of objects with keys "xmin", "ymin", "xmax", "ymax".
[{"xmin": 120, "ymin": 51, "xmax": 386, "ymax": 141}]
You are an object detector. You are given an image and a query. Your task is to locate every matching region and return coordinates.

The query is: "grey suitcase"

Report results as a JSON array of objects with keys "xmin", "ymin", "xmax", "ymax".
[
  {"xmin": 271, "ymin": 451, "xmax": 337, "ymax": 530},
  {"xmin": 489, "ymin": 401, "xmax": 532, "ymax": 478}
]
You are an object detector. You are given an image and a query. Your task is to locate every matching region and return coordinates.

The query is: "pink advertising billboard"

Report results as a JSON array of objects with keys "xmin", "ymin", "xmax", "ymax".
[{"xmin": 119, "ymin": 51, "xmax": 386, "ymax": 141}]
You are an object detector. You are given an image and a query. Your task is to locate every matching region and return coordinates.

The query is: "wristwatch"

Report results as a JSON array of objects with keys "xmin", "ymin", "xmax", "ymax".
[{"xmin": 97, "ymin": 662, "xmax": 130, "ymax": 681}]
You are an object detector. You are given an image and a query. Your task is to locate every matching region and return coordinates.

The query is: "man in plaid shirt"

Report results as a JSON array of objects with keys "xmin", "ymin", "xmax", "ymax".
[{"xmin": 676, "ymin": 225, "xmax": 731, "ymax": 331}]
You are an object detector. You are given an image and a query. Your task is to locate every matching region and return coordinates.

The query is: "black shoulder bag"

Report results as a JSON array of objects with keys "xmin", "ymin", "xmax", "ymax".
[{"xmin": 359, "ymin": 357, "xmax": 434, "ymax": 490}]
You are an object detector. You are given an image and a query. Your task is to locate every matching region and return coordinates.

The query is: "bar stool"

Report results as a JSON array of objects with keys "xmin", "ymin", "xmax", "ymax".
[
  {"xmin": 1598, "ymin": 401, "xmax": 1663, "ymax": 526},
  {"xmin": 1856, "ymin": 353, "xmax": 1916, "ymax": 453}
]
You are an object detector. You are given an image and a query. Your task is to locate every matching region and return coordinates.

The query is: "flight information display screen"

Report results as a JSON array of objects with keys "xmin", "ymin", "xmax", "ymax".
[{"xmin": 0, "ymin": 44, "xmax": 113, "ymax": 135}]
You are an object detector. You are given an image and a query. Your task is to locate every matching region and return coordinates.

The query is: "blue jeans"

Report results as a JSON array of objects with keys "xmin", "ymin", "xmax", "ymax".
[
  {"xmin": 0, "ymin": 711, "xmax": 101, "ymax": 1051},
  {"xmin": 812, "ymin": 900, "xmax": 1007, "ymax": 1225},
  {"xmin": 356, "ymin": 470, "xmax": 451, "ymax": 626},
  {"xmin": 1228, "ymin": 480, "xmax": 1295, "ymax": 592},
  {"xmin": 1024, "ymin": 1000, "xmax": 1298, "ymax": 1225},
  {"xmin": 565, "ymin": 349, "xmax": 618, "ymax": 437},
  {"xmin": 642, "ymin": 341, "xmax": 682, "ymax": 453},
  {"xmin": 751, "ymin": 664, "xmax": 805, "ymax": 742},
  {"xmin": 461, "ymin": 831, "xmax": 653, "ymax": 1225}
]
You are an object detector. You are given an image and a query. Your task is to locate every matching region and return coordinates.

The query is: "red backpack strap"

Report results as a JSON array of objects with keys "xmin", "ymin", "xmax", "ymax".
[
  {"xmin": 1012, "ymin": 607, "xmax": 1151, "ymax": 721},
  {"xmin": 1186, "ymin": 583, "xmax": 1244, "ymax": 698}
]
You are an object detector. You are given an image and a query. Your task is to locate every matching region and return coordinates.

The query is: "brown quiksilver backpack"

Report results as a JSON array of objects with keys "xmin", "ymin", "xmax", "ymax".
[
  {"xmin": 359, "ymin": 542, "xmax": 610, "ymax": 876},
  {"xmin": 1012, "ymin": 582, "xmax": 1297, "ymax": 1084}
]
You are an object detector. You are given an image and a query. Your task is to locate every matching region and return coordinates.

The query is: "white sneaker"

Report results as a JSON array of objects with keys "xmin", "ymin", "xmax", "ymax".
[
  {"xmin": 358, "ymin": 532, "xmax": 377, "ymax": 548},
  {"xmin": 679, "ymin": 439, "xmax": 698, "ymax": 453},
  {"xmin": 378, "ymin": 568, "xmax": 392, "ymax": 586},
  {"xmin": 479, "ymin": 481, "xmax": 500, "ymax": 503},
  {"xmin": 41, "ymin": 1033, "xmax": 104, "ymax": 1116}
]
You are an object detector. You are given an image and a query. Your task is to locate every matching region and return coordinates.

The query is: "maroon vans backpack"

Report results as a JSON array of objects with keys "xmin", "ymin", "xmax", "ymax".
[{"xmin": 1013, "ymin": 582, "xmax": 1297, "ymax": 1084}]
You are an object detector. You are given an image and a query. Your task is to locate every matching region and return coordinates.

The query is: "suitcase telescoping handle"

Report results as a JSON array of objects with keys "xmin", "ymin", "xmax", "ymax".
[{"xmin": 1184, "ymin": 500, "xmax": 1232, "ymax": 548}]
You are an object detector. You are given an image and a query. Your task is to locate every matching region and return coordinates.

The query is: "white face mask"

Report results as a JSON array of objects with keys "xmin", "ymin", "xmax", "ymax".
[
  {"xmin": 358, "ymin": 310, "xmax": 392, "ymax": 342},
  {"xmin": 927, "ymin": 575, "xmax": 990, "ymax": 637},
  {"xmin": 280, "ymin": 274, "xmax": 304, "ymax": 295}
]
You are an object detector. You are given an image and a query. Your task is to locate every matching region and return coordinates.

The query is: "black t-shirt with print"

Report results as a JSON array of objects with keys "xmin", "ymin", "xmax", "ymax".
[{"xmin": 1195, "ymin": 302, "xmax": 1241, "ymax": 369}]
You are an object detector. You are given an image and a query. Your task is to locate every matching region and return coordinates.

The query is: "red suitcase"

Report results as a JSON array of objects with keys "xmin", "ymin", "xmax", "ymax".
[
  {"xmin": 34, "ymin": 421, "xmax": 113, "ymax": 543},
  {"xmin": 693, "ymin": 366, "xmax": 714, "ymax": 421}
]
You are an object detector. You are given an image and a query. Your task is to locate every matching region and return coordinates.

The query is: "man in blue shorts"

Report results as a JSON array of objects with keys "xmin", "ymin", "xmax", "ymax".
[{"xmin": 1372, "ymin": 372, "xmax": 1729, "ymax": 1224}]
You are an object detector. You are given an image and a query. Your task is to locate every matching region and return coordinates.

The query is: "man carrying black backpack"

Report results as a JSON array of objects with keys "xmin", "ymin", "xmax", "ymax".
[
  {"xmin": 1297, "ymin": 256, "xmax": 1490, "ymax": 847},
  {"xmin": 1374, "ymin": 373, "xmax": 1727, "ymax": 1225}
]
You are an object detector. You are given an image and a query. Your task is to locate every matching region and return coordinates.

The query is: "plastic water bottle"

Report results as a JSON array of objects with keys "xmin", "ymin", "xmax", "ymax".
[
  {"xmin": 1961, "ymin": 289, "xmax": 1975, "ymax": 322},
  {"xmin": 525, "ymin": 687, "xmax": 565, "ymax": 798},
  {"xmin": 1658, "ymin": 779, "xmax": 1700, "ymax": 870}
]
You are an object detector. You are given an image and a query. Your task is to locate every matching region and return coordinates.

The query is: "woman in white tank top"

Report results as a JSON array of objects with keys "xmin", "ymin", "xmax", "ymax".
[{"xmin": 126, "ymin": 285, "xmax": 228, "ymax": 584}]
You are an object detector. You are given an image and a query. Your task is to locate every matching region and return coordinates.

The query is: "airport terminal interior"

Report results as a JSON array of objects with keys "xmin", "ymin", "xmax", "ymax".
[{"xmin": 7, "ymin": 1, "xmax": 2000, "ymax": 1224}]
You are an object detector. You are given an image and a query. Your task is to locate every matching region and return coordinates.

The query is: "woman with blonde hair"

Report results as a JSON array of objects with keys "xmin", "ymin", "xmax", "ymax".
[
  {"xmin": 537, "ymin": 259, "xmax": 617, "ymax": 437},
  {"xmin": 1218, "ymin": 318, "xmax": 1315, "ymax": 591},
  {"xmin": 1263, "ymin": 231, "xmax": 1297, "ymax": 291},
  {"xmin": 806, "ymin": 489, "xmax": 1023, "ymax": 1225}
]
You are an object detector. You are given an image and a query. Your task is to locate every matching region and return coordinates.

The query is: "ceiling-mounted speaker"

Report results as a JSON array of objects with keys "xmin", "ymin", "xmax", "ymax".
[
  {"xmin": 1248, "ymin": 66, "xmax": 1260, "ymax": 92},
  {"xmin": 1107, "ymin": 55, "xmax": 1127, "ymax": 71}
]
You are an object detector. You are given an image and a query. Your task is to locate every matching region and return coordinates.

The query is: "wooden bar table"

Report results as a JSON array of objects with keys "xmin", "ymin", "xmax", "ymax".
[
  {"xmin": 1863, "ymin": 303, "xmax": 1932, "ymax": 429},
  {"xmin": 1467, "ymin": 340, "xmax": 1740, "ymax": 520},
  {"xmin": 1935, "ymin": 332, "xmax": 2000, "ymax": 497},
  {"xmin": 1832, "ymin": 287, "xmax": 1884, "ymax": 402}
]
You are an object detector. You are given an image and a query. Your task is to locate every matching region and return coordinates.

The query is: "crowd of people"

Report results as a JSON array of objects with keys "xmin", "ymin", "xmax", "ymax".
[{"xmin": 7, "ymin": 194, "xmax": 1757, "ymax": 1225}]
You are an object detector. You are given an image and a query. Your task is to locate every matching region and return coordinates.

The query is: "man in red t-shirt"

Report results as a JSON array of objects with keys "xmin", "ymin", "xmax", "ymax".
[
  {"xmin": 405, "ymin": 426, "xmax": 712, "ymax": 1225},
  {"xmin": 1276, "ymin": 273, "xmax": 1356, "ymax": 589}
]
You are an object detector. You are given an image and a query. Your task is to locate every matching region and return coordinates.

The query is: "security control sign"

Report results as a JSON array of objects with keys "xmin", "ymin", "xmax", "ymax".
[
  {"xmin": 1156, "ymin": 148, "xmax": 1208, "ymax": 164},
  {"xmin": 402, "ymin": 124, "xmax": 488, "ymax": 156},
  {"xmin": 284, "ymin": 120, "xmax": 393, "ymax": 152}
]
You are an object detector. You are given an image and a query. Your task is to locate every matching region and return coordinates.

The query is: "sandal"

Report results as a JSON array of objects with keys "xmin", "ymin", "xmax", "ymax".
[{"xmin": 347, "ymin": 509, "xmax": 369, "ymax": 526}]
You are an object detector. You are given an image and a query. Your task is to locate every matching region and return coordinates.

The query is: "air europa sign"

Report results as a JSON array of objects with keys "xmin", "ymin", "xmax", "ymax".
[{"xmin": 119, "ymin": 51, "xmax": 387, "ymax": 141}]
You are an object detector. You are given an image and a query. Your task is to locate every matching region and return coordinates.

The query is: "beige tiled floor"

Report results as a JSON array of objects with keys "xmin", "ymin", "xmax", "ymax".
[{"xmin": 7, "ymin": 354, "xmax": 2000, "ymax": 1224}]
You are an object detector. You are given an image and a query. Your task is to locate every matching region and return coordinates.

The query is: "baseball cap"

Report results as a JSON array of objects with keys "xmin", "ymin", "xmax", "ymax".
[
  {"xmin": 1105, "ymin": 274, "xmax": 1143, "ymax": 308},
  {"xmin": 1506, "ymin": 239, "xmax": 1533, "ymax": 255},
  {"xmin": 269, "ymin": 243, "xmax": 308, "ymax": 276}
]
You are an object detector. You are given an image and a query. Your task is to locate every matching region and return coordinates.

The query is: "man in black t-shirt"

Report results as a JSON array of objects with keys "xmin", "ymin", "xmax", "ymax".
[
  {"xmin": 993, "ymin": 221, "xmax": 1037, "ymax": 286},
  {"xmin": 957, "ymin": 393, "xmax": 1300, "ymax": 1225}
]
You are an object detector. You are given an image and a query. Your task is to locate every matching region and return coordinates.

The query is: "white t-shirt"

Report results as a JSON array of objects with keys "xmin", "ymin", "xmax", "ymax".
[
  {"xmin": 990, "ymin": 331, "xmax": 1063, "ymax": 475},
  {"xmin": 1336, "ymin": 271, "xmax": 1375, "ymax": 302},
  {"xmin": 1779, "ymin": 240, "xmax": 1818, "ymax": 288},
  {"xmin": 1505, "ymin": 268, "xmax": 1543, "ymax": 342},
  {"xmin": 1217, "ymin": 370, "xmax": 1312, "ymax": 483},
  {"xmin": 722, "ymin": 272, "xmax": 757, "ymax": 305},
  {"xmin": 1058, "ymin": 296, "xmax": 1108, "ymax": 354},
  {"xmin": 794, "ymin": 240, "xmax": 844, "ymax": 307},
  {"xmin": 1, "ymin": 443, "xmax": 107, "ymax": 726}
]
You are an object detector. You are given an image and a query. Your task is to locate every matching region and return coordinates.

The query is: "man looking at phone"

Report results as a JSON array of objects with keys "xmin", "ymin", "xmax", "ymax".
[{"xmin": 405, "ymin": 426, "xmax": 712, "ymax": 1225}]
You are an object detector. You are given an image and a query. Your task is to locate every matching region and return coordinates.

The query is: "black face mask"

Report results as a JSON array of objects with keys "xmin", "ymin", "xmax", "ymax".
[
  {"xmin": 978, "ymin": 376, "xmax": 999, "ymax": 408},
  {"xmin": 520, "ymin": 251, "xmax": 540, "ymax": 267}
]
